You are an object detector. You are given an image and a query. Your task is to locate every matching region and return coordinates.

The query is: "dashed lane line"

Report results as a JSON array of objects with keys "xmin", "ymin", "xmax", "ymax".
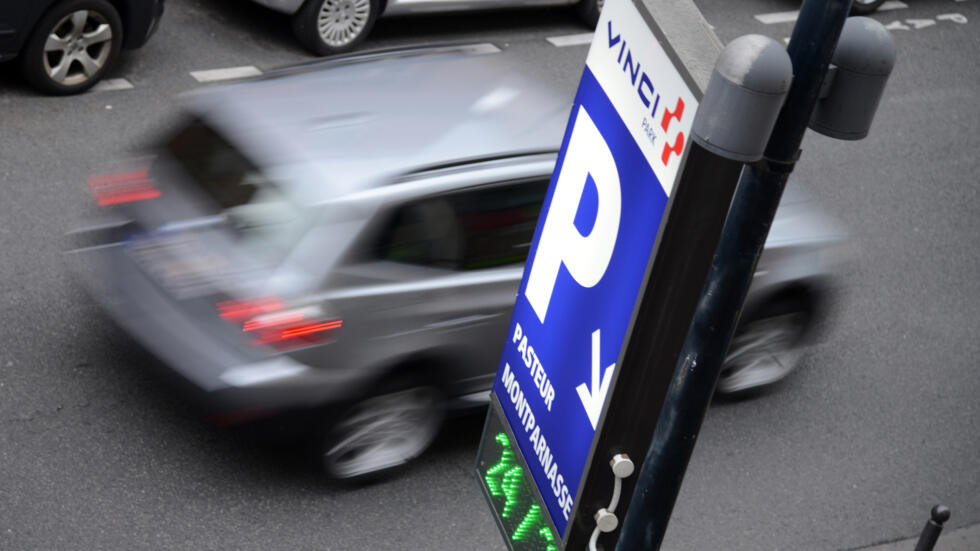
[
  {"xmin": 755, "ymin": 0, "xmax": 908, "ymax": 24},
  {"xmin": 90, "ymin": 78, "xmax": 134, "ymax": 92},
  {"xmin": 95, "ymin": 43, "xmax": 501, "ymax": 90},
  {"xmin": 546, "ymin": 32, "xmax": 594, "ymax": 47},
  {"xmin": 189, "ymin": 65, "xmax": 263, "ymax": 83},
  {"xmin": 457, "ymin": 42, "xmax": 502, "ymax": 54}
]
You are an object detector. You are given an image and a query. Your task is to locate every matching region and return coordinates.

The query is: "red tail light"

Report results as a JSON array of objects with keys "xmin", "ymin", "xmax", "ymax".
[
  {"xmin": 88, "ymin": 169, "xmax": 161, "ymax": 206},
  {"xmin": 218, "ymin": 297, "xmax": 283, "ymax": 323},
  {"xmin": 217, "ymin": 297, "xmax": 341, "ymax": 351},
  {"xmin": 247, "ymin": 319, "xmax": 343, "ymax": 349}
]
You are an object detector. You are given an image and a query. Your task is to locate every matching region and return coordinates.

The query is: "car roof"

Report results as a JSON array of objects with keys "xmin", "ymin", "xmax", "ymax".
[{"xmin": 183, "ymin": 46, "xmax": 571, "ymax": 204}]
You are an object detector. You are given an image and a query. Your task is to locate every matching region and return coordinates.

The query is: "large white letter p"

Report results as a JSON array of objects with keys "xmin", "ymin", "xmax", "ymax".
[{"xmin": 525, "ymin": 106, "xmax": 621, "ymax": 324}]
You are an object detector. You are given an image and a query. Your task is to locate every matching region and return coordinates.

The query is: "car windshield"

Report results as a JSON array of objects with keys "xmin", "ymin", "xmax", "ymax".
[{"xmin": 163, "ymin": 118, "xmax": 309, "ymax": 263}]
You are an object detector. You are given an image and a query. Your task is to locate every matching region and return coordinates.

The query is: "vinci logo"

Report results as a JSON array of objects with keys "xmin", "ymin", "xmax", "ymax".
[
  {"xmin": 604, "ymin": 20, "xmax": 687, "ymax": 168},
  {"xmin": 659, "ymin": 97, "xmax": 685, "ymax": 166}
]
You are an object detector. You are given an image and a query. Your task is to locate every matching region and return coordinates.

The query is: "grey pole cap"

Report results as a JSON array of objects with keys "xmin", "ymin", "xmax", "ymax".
[
  {"xmin": 692, "ymin": 34, "xmax": 793, "ymax": 162},
  {"xmin": 810, "ymin": 16, "xmax": 897, "ymax": 140},
  {"xmin": 829, "ymin": 16, "xmax": 897, "ymax": 77}
]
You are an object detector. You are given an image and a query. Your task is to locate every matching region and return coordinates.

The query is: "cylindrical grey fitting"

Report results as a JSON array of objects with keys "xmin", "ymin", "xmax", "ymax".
[
  {"xmin": 692, "ymin": 34, "xmax": 793, "ymax": 162},
  {"xmin": 810, "ymin": 16, "xmax": 897, "ymax": 140}
]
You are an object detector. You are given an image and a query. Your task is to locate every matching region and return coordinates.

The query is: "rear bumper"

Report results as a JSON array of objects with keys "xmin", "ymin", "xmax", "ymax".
[{"xmin": 66, "ymin": 238, "xmax": 356, "ymax": 420}]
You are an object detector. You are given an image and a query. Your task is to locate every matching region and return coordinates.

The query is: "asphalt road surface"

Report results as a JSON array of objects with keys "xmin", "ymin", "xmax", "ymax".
[{"xmin": 1, "ymin": 0, "xmax": 978, "ymax": 549}]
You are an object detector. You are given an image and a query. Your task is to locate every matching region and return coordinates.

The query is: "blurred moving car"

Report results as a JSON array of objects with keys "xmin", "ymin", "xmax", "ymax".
[
  {"xmin": 251, "ymin": 0, "xmax": 603, "ymax": 55},
  {"xmin": 68, "ymin": 45, "xmax": 847, "ymax": 480},
  {"xmin": 0, "ymin": 0, "xmax": 164, "ymax": 95}
]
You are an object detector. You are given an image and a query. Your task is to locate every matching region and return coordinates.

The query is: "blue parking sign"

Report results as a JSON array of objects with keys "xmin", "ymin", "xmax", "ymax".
[{"xmin": 487, "ymin": 0, "xmax": 698, "ymax": 539}]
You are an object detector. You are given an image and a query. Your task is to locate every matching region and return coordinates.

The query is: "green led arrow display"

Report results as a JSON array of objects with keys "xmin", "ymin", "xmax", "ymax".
[{"xmin": 479, "ymin": 427, "xmax": 559, "ymax": 551}]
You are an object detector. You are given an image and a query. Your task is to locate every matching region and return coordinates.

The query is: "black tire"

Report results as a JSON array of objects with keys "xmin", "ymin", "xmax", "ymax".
[
  {"xmin": 319, "ymin": 378, "xmax": 444, "ymax": 482},
  {"xmin": 575, "ymin": 0, "xmax": 603, "ymax": 28},
  {"xmin": 292, "ymin": 0, "xmax": 379, "ymax": 56},
  {"xmin": 20, "ymin": 0, "xmax": 123, "ymax": 95},
  {"xmin": 715, "ymin": 295, "xmax": 815, "ymax": 396},
  {"xmin": 850, "ymin": 0, "xmax": 885, "ymax": 15}
]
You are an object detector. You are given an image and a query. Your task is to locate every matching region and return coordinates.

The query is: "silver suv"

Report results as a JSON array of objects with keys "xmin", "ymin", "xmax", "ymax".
[{"xmin": 69, "ymin": 46, "xmax": 846, "ymax": 480}]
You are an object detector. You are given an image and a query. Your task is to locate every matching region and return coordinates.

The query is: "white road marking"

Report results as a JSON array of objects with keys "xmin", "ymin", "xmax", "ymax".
[
  {"xmin": 885, "ymin": 20, "xmax": 912, "ymax": 30},
  {"xmin": 877, "ymin": 1, "xmax": 911, "ymax": 11},
  {"xmin": 546, "ymin": 32, "xmax": 594, "ymax": 47},
  {"xmin": 755, "ymin": 9, "xmax": 807, "ymax": 24},
  {"xmin": 937, "ymin": 13, "xmax": 968, "ymax": 23},
  {"xmin": 189, "ymin": 66, "xmax": 262, "ymax": 83},
  {"xmin": 885, "ymin": 13, "xmax": 969, "ymax": 31},
  {"xmin": 458, "ymin": 43, "xmax": 502, "ymax": 54},
  {"xmin": 91, "ymin": 78, "xmax": 134, "ymax": 92},
  {"xmin": 755, "ymin": 1, "xmax": 908, "ymax": 24},
  {"xmin": 906, "ymin": 18, "xmax": 937, "ymax": 29}
]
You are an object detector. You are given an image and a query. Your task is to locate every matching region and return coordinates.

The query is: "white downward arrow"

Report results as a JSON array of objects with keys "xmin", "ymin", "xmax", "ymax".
[{"xmin": 576, "ymin": 329, "xmax": 615, "ymax": 430}]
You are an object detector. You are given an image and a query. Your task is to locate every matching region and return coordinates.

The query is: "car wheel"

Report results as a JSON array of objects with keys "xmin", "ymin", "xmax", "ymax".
[
  {"xmin": 292, "ymin": 0, "xmax": 379, "ymax": 56},
  {"xmin": 575, "ymin": 0, "xmax": 604, "ymax": 28},
  {"xmin": 321, "ymin": 383, "xmax": 444, "ymax": 481},
  {"xmin": 20, "ymin": 0, "xmax": 123, "ymax": 95},
  {"xmin": 715, "ymin": 297, "xmax": 813, "ymax": 395},
  {"xmin": 850, "ymin": 0, "xmax": 885, "ymax": 15}
]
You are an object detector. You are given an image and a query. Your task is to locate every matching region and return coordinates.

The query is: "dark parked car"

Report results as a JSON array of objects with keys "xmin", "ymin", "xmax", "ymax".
[{"xmin": 0, "ymin": 0, "xmax": 164, "ymax": 94}]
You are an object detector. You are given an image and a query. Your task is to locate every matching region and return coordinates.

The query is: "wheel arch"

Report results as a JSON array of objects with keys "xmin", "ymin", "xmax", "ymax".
[
  {"xmin": 105, "ymin": 0, "xmax": 129, "ymax": 47},
  {"xmin": 3, "ymin": 1, "xmax": 57, "ymax": 56},
  {"xmin": 370, "ymin": 347, "xmax": 462, "ymax": 397},
  {"xmin": 740, "ymin": 278, "xmax": 831, "ymax": 341}
]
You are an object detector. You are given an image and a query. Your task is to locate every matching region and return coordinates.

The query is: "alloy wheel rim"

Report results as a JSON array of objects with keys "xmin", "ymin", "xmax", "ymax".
[
  {"xmin": 43, "ymin": 10, "xmax": 113, "ymax": 86},
  {"xmin": 325, "ymin": 387, "xmax": 441, "ymax": 479},
  {"xmin": 317, "ymin": 0, "xmax": 371, "ymax": 47}
]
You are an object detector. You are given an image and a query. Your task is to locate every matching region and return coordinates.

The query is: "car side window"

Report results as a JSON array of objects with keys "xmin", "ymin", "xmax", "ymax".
[
  {"xmin": 376, "ymin": 179, "xmax": 548, "ymax": 270},
  {"xmin": 455, "ymin": 180, "xmax": 548, "ymax": 270},
  {"xmin": 379, "ymin": 197, "xmax": 460, "ymax": 269}
]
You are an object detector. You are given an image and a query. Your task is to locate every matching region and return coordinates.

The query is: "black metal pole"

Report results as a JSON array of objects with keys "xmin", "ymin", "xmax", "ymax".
[
  {"xmin": 615, "ymin": 1, "xmax": 853, "ymax": 549},
  {"xmin": 914, "ymin": 505, "xmax": 951, "ymax": 551}
]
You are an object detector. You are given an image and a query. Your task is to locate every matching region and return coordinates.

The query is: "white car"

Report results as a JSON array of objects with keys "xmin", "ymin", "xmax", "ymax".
[{"xmin": 251, "ymin": 0, "xmax": 603, "ymax": 55}]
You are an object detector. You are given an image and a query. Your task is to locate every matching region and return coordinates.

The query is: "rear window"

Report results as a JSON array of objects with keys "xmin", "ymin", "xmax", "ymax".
[
  {"xmin": 163, "ymin": 119, "xmax": 309, "ymax": 262},
  {"xmin": 165, "ymin": 119, "xmax": 259, "ymax": 210}
]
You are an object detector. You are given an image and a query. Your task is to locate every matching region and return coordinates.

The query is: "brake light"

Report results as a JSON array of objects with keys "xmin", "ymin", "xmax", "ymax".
[
  {"xmin": 218, "ymin": 297, "xmax": 283, "ymax": 323},
  {"xmin": 217, "ymin": 297, "xmax": 341, "ymax": 351},
  {"xmin": 242, "ymin": 312, "xmax": 305, "ymax": 332},
  {"xmin": 88, "ymin": 169, "xmax": 161, "ymax": 206},
  {"xmin": 247, "ymin": 319, "xmax": 343, "ymax": 349}
]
